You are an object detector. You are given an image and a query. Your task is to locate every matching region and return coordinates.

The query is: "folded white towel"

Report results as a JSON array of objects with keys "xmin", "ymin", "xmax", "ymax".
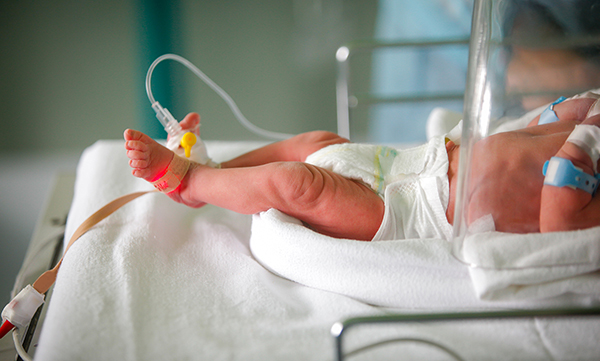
[
  {"xmin": 462, "ymin": 229, "xmax": 600, "ymax": 301},
  {"xmin": 426, "ymin": 107, "xmax": 463, "ymax": 141}
]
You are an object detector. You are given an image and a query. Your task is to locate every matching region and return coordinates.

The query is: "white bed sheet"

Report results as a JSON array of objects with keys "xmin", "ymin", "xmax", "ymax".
[{"xmin": 34, "ymin": 140, "xmax": 600, "ymax": 360}]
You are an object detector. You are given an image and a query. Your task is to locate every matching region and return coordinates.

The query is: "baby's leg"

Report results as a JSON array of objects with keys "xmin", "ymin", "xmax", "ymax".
[
  {"xmin": 540, "ymin": 113, "xmax": 600, "ymax": 232},
  {"xmin": 124, "ymin": 129, "xmax": 383, "ymax": 240}
]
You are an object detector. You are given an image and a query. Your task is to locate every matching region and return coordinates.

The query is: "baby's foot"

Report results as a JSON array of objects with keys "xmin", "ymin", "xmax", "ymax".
[
  {"xmin": 124, "ymin": 129, "xmax": 175, "ymax": 182},
  {"xmin": 180, "ymin": 113, "xmax": 200, "ymax": 135},
  {"xmin": 124, "ymin": 129, "xmax": 207, "ymax": 208}
]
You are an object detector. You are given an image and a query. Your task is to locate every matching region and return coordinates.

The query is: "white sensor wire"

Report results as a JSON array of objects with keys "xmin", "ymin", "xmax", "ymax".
[
  {"xmin": 13, "ymin": 328, "xmax": 33, "ymax": 361},
  {"xmin": 145, "ymin": 54, "xmax": 294, "ymax": 140}
]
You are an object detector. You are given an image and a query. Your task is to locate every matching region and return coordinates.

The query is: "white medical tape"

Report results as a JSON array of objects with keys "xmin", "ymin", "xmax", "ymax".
[
  {"xmin": 570, "ymin": 91, "xmax": 600, "ymax": 101},
  {"xmin": 1, "ymin": 285, "xmax": 44, "ymax": 329},
  {"xmin": 586, "ymin": 98, "xmax": 600, "ymax": 119},
  {"xmin": 566, "ymin": 124, "xmax": 600, "ymax": 173}
]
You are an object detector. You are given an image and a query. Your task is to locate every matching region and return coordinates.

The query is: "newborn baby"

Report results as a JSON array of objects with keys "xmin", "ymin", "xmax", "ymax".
[{"xmin": 124, "ymin": 94, "xmax": 600, "ymax": 241}]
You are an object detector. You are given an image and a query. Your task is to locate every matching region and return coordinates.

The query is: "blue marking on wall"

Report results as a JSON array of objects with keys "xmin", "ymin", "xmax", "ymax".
[{"xmin": 136, "ymin": 0, "xmax": 186, "ymax": 139}]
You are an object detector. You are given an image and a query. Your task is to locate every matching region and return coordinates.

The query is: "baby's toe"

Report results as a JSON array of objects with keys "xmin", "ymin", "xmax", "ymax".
[
  {"xmin": 124, "ymin": 129, "xmax": 157, "ymax": 145},
  {"xmin": 126, "ymin": 147, "xmax": 148, "ymax": 161},
  {"xmin": 124, "ymin": 129, "xmax": 142, "ymax": 141},
  {"xmin": 132, "ymin": 168, "xmax": 152, "ymax": 179},
  {"xmin": 129, "ymin": 159, "xmax": 149, "ymax": 169}
]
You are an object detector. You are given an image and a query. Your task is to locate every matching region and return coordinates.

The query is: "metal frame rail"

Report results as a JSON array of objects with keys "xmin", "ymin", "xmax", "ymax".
[{"xmin": 332, "ymin": 307, "xmax": 600, "ymax": 361}]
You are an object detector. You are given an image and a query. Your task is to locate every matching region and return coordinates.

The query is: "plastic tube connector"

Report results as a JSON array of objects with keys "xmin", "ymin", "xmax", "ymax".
[
  {"xmin": 151, "ymin": 102, "xmax": 183, "ymax": 138},
  {"xmin": 1, "ymin": 285, "xmax": 45, "ymax": 331}
]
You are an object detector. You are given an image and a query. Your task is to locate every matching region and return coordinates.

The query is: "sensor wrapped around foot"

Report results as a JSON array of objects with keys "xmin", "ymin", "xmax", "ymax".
[{"xmin": 151, "ymin": 155, "xmax": 191, "ymax": 193}]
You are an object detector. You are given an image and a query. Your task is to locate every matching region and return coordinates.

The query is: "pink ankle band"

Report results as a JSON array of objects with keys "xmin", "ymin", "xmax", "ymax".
[{"xmin": 152, "ymin": 155, "xmax": 190, "ymax": 193}]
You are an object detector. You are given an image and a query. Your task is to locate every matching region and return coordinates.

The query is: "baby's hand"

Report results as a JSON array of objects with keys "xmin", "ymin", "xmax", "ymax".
[
  {"xmin": 540, "ymin": 110, "xmax": 600, "ymax": 232},
  {"xmin": 528, "ymin": 97, "xmax": 598, "ymax": 127}
]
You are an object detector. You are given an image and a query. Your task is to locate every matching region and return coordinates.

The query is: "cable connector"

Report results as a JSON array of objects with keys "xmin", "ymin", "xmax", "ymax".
[
  {"xmin": 0, "ymin": 285, "xmax": 45, "ymax": 338},
  {"xmin": 151, "ymin": 102, "xmax": 182, "ymax": 138}
]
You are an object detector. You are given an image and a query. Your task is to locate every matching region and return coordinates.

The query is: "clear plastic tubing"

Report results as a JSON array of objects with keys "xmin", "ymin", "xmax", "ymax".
[{"xmin": 145, "ymin": 53, "xmax": 294, "ymax": 140}]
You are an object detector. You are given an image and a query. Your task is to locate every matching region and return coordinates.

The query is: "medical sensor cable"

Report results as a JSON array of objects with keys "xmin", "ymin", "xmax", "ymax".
[
  {"xmin": 146, "ymin": 54, "xmax": 294, "ymax": 140},
  {"xmin": 0, "ymin": 190, "xmax": 156, "ymax": 344}
]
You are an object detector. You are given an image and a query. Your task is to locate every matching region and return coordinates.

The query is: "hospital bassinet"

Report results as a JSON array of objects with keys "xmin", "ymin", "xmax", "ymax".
[{"xmin": 5, "ymin": 0, "xmax": 600, "ymax": 360}]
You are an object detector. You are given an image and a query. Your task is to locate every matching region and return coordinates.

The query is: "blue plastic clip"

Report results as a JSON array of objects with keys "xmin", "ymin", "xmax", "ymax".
[
  {"xmin": 538, "ymin": 96, "xmax": 567, "ymax": 125},
  {"xmin": 543, "ymin": 156, "xmax": 600, "ymax": 195}
]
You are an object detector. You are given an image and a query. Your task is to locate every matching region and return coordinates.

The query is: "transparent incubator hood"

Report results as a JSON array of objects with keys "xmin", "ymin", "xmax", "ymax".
[{"xmin": 452, "ymin": 0, "xmax": 600, "ymax": 268}]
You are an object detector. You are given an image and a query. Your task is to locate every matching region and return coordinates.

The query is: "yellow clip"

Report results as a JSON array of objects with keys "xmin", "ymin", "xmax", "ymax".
[{"xmin": 181, "ymin": 132, "xmax": 197, "ymax": 158}]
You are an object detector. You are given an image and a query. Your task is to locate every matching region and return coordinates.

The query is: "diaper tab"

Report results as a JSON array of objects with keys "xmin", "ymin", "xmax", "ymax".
[{"xmin": 587, "ymin": 98, "xmax": 600, "ymax": 118}]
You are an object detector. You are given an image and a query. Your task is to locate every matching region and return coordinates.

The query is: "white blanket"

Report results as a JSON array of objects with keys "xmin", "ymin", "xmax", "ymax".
[
  {"xmin": 35, "ymin": 140, "xmax": 600, "ymax": 360},
  {"xmin": 463, "ymin": 230, "xmax": 600, "ymax": 301},
  {"xmin": 251, "ymin": 209, "xmax": 600, "ymax": 308}
]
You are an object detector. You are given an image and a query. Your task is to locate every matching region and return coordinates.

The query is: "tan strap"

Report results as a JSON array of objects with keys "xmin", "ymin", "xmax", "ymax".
[
  {"xmin": 151, "ymin": 155, "xmax": 190, "ymax": 193},
  {"xmin": 32, "ymin": 190, "xmax": 157, "ymax": 294}
]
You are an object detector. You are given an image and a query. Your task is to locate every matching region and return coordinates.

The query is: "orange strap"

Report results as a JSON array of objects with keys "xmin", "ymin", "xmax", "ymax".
[{"xmin": 32, "ymin": 190, "xmax": 157, "ymax": 294}]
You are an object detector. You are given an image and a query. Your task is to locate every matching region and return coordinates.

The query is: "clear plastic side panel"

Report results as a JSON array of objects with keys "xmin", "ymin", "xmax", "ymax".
[
  {"xmin": 453, "ymin": 0, "xmax": 600, "ymax": 268},
  {"xmin": 336, "ymin": 39, "xmax": 470, "ymax": 144}
]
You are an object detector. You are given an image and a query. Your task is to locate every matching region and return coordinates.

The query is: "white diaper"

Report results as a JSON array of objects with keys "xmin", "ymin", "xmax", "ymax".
[{"xmin": 305, "ymin": 136, "xmax": 453, "ymax": 241}]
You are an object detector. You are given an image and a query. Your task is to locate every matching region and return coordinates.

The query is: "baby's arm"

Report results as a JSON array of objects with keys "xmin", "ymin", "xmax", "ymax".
[
  {"xmin": 220, "ymin": 130, "xmax": 349, "ymax": 168},
  {"xmin": 177, "ymin": 113, "xmax": 348, "ymax": 168},
  {"xmin": 540, "ymin": 112, "xmax": 600, "ymax": 232}
]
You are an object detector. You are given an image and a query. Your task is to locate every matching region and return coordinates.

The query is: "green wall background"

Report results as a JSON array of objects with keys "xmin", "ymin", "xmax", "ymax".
[{"xmin": 0, "ymin": 0, "xmax": 377, "ymax": 152}]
